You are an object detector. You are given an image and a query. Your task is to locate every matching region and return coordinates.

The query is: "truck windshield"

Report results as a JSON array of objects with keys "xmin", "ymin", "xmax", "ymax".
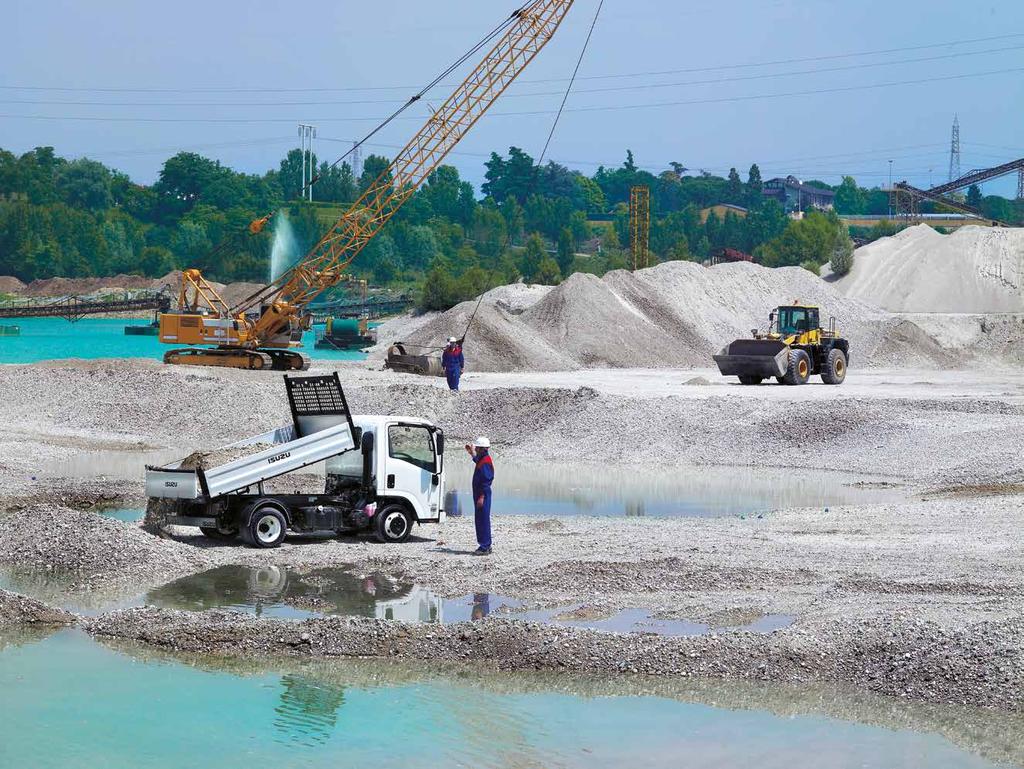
[
  {"xmin": 777, "ymin": 307, "xmax": 809, "ymax": 335},
  {"xmin": 389, "ymin": 425, "xmax": 436, "ymax": 472}
]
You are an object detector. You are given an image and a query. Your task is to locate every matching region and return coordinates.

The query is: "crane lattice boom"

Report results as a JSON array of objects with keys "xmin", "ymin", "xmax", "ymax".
[{"xmin": 240, "ymin": 0, "xmax": 575, "ymax": 346}]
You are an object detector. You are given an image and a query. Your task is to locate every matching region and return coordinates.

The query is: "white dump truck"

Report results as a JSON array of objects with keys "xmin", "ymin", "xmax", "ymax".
[{"xmin": 145, "ymin": 373, "xmax": 446, "ymax": 547}]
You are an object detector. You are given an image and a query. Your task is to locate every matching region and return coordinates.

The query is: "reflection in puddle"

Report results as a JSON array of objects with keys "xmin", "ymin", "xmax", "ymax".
[
  {"xmin": 445, "ymin": 460, "xmax": 905, "ymax": 518},
  {"xmin": 0, "ymin": 629, "xmax": 1018, "ymax": 769},
  {"xmin": 144, "ymin": 566, "xmax": 793, "ymax": 637}
]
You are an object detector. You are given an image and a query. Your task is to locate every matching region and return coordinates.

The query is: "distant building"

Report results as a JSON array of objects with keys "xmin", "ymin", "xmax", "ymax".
[{"xmin": 763, "ymin": 176, "xmax": 835, "ymax": 213}]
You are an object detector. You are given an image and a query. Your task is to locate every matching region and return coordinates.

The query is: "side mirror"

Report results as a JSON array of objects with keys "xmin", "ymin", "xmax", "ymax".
[
  {"xmin": 436, "ymin": 432, "xmax": 445, "ymax": 455},
  {"xmin": 361, "ymin": 431, "xmax": 373, "ymax": 454}
]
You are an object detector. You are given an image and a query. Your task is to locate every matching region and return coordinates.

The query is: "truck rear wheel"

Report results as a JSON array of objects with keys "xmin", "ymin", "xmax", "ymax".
[
  {"xmin": 783, "ymin": 349, "xmax": 811, "ymax": 385},
  {"xmin": 242, "ymin": 507, "xmax": 288, "ymax": 548},
  {"xmin": 374, "ymin": 504, "xmax": 413, "ymax": 544},
  {"xmin": 821, "ymin": 348, "xmax": 847, "ymax": 385}
]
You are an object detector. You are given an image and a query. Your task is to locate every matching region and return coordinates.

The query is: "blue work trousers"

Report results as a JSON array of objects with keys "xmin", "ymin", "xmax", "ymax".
[
  {"xmin": 445, "ymin": 369, "xmax": 461, "ymax": 391},
  {"xmin": 474, "ymin": 488, "xmax": 492, "ymax": 549}
]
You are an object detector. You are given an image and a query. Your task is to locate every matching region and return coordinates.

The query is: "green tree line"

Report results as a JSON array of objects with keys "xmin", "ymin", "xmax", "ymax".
[{"xmin": 2, "ymin": 145, "xmax": 1021, "ymax": 308}]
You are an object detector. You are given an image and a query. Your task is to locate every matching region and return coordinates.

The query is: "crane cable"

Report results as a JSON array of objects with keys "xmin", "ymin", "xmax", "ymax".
[
  {"xmin": 232, "ymin": 2, "xmax": 536, "ymax": 316},
  {"xmin": 184, "ymin": 2, "xmax": 535, "ymax": 317},
  {"xmin": 298, "ymin": 2, "xmax": 534, "ymax": 197},
  {"xmin": 462, "ymin": 0, "xmax": 602, "ymax": 345},
  {"xmin": 538, "ymin": 0, "xmax": 603, "ymax": 166}
]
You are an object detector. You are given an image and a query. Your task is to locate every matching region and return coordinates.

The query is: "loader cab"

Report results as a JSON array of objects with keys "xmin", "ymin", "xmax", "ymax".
[{"xmin": 776, "ymin": 305, "xmax": 819, "ymax": 336}]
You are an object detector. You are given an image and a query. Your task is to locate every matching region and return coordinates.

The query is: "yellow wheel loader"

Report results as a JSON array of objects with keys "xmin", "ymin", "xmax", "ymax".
[{"xmin": 713, "ymin": 304, "xmax": 849, "ymax": 385}]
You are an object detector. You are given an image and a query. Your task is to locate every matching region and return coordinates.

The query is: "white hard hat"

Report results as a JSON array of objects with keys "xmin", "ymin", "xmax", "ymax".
[
  {"xmin": 474, "ymin": 436, "xmax": 490, "ymax": 448},
  {"xmin": 447, "ymin": 336, "xmax": 458, "ymax": 344}
]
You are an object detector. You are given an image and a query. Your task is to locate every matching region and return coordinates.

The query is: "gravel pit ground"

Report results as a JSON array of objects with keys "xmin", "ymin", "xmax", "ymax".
[{"xmin": 1, "ymin": 359, "xmax": 1023, "ymax": 712}]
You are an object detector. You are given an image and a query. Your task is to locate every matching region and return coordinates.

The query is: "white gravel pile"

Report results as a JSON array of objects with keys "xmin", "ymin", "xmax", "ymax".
[
  {"xmin": 388, "ymin": 261, "xmax": 982, "ymax": 372},
  {"xmin": 827, "ymin": 225, "xmax": 1024, "ymax": 313}
]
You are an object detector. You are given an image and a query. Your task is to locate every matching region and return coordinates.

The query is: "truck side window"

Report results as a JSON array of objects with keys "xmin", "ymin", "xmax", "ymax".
[{"xmin": 388, "ymin": 425, "xmax": 436, "ymax": 472}]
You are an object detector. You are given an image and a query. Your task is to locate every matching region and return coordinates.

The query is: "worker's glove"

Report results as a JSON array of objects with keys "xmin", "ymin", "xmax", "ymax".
[{"xmin": 476, "ymin": 496, "xmax": 484, "ymax": 508}]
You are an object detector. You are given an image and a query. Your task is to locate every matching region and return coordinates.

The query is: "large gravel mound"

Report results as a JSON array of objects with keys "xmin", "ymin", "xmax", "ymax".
[
  {"xmin": 827, "ymin": 224, "xmax": 1024, "ymax": 313},
  {"xmin": 392, "ymin": 261, "xmax": 969, "ymax": 372}
]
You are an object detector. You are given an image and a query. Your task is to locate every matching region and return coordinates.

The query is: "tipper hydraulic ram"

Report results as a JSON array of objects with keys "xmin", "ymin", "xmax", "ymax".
[{"xmin": 145, "ymin": 373, "xmax": 447, "ymax": 547}]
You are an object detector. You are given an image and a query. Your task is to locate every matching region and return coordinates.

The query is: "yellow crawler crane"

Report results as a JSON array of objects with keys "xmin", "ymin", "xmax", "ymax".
[
  {"xmin": 161, "ymin": 0, "xmax": 576, "ymax": 371},
  {"xmin": 713, "ymin": 303, "xmax": 850, "ymax": 385}
]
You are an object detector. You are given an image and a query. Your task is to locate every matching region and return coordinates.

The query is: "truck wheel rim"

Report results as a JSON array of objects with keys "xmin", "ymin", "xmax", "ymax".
[
  {"xmin": 836, "ymin": 358, "xmax": 845, "ymax": 376},
  {"xmin": 384, "ymin": 512, "xmax": 407, "ymax": 539},
  {"xmin": 798, "ymin": 359, "xmax": 808, "ymax": 378},
  {"xmin": 256, "ymin": 514, "xmax": 282, "ymax": 543}
]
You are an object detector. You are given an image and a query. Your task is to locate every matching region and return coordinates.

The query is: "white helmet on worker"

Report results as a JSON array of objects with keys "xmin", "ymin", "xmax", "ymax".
[
  {"xmin": 474, "ymin": 436, "xmax": 490, "ymax": 448},
  {"xmin": 447, "ymin": 336, "xmax": 458, "ymax": 344}
]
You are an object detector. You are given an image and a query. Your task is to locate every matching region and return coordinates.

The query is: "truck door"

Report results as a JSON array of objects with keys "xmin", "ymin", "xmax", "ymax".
[{"xmin": 385, "ymin": 424, "xmax": 443, "ymax": 521}]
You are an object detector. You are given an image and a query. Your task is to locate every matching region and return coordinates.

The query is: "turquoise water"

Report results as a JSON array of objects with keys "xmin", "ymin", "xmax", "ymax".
[
  {"xmin": 0, "ymin": 317, "xmax": 365, "ymax": 364},
  {"xmin": 0, "ymin": 629, "xmax": 1014, "ymax": 769}
]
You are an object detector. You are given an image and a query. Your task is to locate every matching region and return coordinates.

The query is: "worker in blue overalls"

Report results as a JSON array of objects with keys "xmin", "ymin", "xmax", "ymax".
[
  {"xmin": 465, "ymin": 437, "xmax": 493, "ymax": 555},
  {"xmin": 442, "ymin": 336, "xmax": 464, "ymax": 391}
]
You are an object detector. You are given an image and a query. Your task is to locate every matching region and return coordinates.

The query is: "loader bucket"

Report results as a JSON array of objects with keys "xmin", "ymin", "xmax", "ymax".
[{"xmin": 713, "ymin": 339, "xmax": 790, "ymax": 379}]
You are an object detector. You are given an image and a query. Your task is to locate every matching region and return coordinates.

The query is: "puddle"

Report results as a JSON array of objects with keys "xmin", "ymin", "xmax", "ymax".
[
  {"xmin": 141, "ymin": 566, "xmax": 792, "ymax": 637},
  {"xmin": 444, "ymin": 460, "xmax": 905, "ymax": 518},
  {"xmin": 98, "ymin": 507, "xmax": 145, "ymax": 522},
  {"xmin": 0, "ymin": 628, "xmax": 1019, "ymax": 768},
  {"xmin": 40, "ymin": 451, "xmax": 903, "ymax": 520}
]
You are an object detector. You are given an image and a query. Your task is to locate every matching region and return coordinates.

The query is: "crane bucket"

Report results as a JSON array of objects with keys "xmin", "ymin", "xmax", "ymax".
[{"xmin": 713, "ymin": 339, "xmax": 790, "ymax": 379}]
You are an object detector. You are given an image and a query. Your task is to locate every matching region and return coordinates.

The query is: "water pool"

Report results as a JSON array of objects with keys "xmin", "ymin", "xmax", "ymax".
[
  {"xmin": 1, "ymin": 629, "xmax": 1017, "ymax": 769},
  {"xmin": 0, "ymin": 316, "xmax": 365, "ymax": 364}
]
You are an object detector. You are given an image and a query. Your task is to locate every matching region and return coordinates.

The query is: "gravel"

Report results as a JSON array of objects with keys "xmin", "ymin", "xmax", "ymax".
[
  {"xmin": 0, "ymin": 588, "xmax": 76, "ymax": 626},
  {"xmin": 84, "ymin": 605, "xmax": 1024, "ymax": 711},
  {"xmin": 382, "ymin": 261, "xmax": 1024, "ymax": 372},
  {"xmin": 2, "ymin": 359, "xmax": 1024, "ymax": 713}
]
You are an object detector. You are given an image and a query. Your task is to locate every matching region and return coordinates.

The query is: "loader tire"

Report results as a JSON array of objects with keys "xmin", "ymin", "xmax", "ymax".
[
  {"xmin": 738, "ymin": 375, "xmax": 763, "ymax": 385},
  {"xmin": 783, "ymin": 349, "xmax": 811, "ymax": 385},
  {"xmin": 821, "ymin": 348, "xmax": 847, "ymax": 385}
]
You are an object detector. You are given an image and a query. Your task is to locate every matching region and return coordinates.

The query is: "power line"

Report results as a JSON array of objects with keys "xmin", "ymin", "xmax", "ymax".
[
  {"xmin": 6, "ymin": 43, "xmax": 1022, "ymax": 109},
  {"xmin": 3, "ymin": 32, "xmax": 1021, "ymax": 94},
  {"xmin": 6, "ymin": 65, "xmax": 1019, "ymax": 124}
]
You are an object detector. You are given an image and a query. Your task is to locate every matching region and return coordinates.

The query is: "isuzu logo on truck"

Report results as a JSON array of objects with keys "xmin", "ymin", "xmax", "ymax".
[
  {"xmin": 268, "ymin": 452, "xmax": 291, "ymax": 464},
  {"xmin": 165, "ymin": 481, "xmax": 178, "ymax": 488}
]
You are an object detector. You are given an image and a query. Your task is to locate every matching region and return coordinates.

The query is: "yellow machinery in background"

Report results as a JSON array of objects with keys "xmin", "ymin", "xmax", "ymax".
[
  {"xmin": 712, "ymin": 304, "xmax": 849, "ymax": 385},
  {"xmin": 629, "ymin": 185, "xmax": 650, "ymax": 271},
  {"xmin": 160, "ymin": 0, "xmax": 577, "ymax": 371}
]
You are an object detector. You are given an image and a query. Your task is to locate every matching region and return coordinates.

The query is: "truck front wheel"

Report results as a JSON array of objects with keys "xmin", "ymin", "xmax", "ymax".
[
  {"xmin": 242, "ymin": 507, "xmax": 288, "ymax": 548},
  {"xmin": 374, "ymin": 504, "xmax": 413, "ymax": 544}
]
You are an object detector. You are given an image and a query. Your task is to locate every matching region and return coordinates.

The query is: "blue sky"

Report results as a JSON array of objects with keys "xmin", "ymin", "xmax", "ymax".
[{"xmin": 4, "ymin": 0, "xmax": 1023, "ymax": 196}]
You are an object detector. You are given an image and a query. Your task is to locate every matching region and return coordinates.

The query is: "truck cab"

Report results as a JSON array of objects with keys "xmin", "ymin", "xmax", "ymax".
[{"xmin": 145, "ymin": 374, "xmax": 446, "ymax": 547}]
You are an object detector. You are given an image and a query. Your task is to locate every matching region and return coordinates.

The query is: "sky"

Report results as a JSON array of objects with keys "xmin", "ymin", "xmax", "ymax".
[{"xmin": 4, "ymin": 0, "xmax": 1024, "ymax": 197}]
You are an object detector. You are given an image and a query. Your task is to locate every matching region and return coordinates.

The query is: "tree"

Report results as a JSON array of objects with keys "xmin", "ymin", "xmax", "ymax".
[
  {"xmin": 829, "ymin": 225, "xmax": 855, "ymax": 276},
  {"xmin": 745, "ymin": 164, "xmax": 763, "ymax": 206},
  {"xmin": 359, "ymin": 154, "xmax": 391, "ymax": 193},
  {"xmin": 834, "ymin": 176, "xmax": 866, "ymax": 215},
  {"xmin": 967, "ymin": 184, "xmax": 983, "ymax": 209},
  {"xmin": 556, "ymin": 227, "xmax": 574, "ymax": 277},
  {"xmin": 482, "ymin": 147, "xmax": 537, "ymax": 204},
  {"xmin": 520, "ymin": 233, "xmax": 546, "ymax": 282},
  {"xmin": 756, "ymin": 210, "xmax": 845, "ymax": 269},
  {"xmin": 57, "ymin": 158, "xmax": 113, "ymax": 211},
  {"xmin": 726, "ymin": 168, "xmax": 743, "ymax": 203},
  {"xmin": 139, "ymin": 246, "xmax": 175, "ymax": 277},
  {"xmin": 535, "ymin": 256, "xmax": 562, "ymax": 285}
]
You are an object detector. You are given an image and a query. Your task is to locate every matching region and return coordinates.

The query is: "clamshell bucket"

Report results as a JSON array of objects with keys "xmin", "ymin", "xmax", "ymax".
[{"xmin": 713, "ymin": 339, "xmax": 790, "ymax": 379}]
